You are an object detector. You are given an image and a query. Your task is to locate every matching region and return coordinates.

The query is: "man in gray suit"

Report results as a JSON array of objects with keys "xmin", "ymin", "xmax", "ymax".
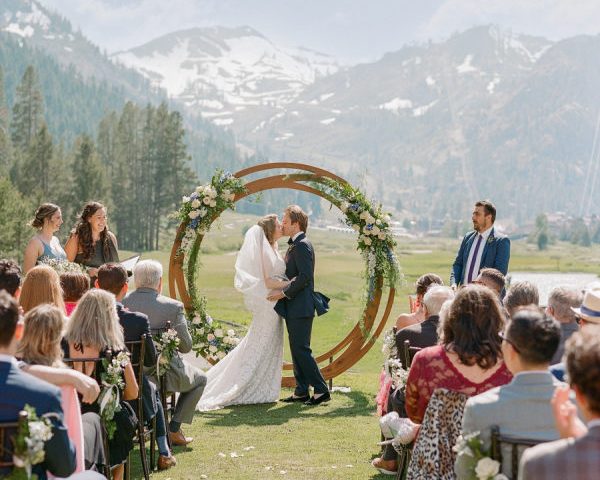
[
  {"xmin": 123, "ymin": 260, "xmax": 207, "ymax": 447},
  {"xmin": 455, "ymin": 308, "xmax": 563, "ymax": 479},
  {"xmin": 519, "ymin": 329, "xmax": 600, "ymax": 480}
]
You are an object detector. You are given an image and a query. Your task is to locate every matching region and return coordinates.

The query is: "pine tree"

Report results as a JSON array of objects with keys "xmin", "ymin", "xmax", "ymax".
[
  {"xmin": 0, "ymin": 176, "xmax": 32, "ymax": 261},
  {"xmin": 0, "ymin": 67, "xmax": 10, "ymax": 175},
  {"xmin": 11, "ymin": 66, "xmax": 44, "ymax": 152},
  {"xmin": 72, "ymin": 134, "xmax": 106, "ymax": 204},
  {"xmin": 21, "ymin": 123, "xmax": 53, "ymax": 200}
]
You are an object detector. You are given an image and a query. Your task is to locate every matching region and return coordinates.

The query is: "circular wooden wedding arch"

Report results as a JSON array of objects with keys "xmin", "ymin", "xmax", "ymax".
[{"xmin": 169, "ymin": 162, "xmax": 395, "ymax": 387}]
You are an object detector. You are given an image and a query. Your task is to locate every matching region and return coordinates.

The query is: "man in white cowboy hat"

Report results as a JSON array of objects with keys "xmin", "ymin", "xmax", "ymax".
[{"xmin": 550, "ymin": 288, "xmax": 600, "ymax": 381}]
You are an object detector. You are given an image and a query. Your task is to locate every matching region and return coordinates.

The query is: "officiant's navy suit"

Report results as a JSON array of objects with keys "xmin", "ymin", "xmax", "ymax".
[
  {"xmin": 450, "ymin": 227, "xmax": 510, "ymax": 286},
  {"xmin": 275, "ymin": 232, "xmax": 329, "ymax": 396}
]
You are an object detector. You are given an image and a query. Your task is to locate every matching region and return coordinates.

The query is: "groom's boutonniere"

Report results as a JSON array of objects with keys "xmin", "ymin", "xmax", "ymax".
[{"xmin": 486, "ymin": 234, "xmax": 495, "ymax": 245}]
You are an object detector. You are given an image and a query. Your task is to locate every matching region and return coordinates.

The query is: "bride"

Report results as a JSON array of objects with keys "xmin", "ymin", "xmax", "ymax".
[{"xmin": 196, "ymin": 214, "xmax": 290, "ymax": 410}]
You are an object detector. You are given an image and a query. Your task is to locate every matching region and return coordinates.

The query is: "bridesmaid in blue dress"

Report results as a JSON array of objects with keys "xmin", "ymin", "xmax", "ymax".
[{"xmin": 23, "ymin": 203, "xmax": 67, "ymax": 273}]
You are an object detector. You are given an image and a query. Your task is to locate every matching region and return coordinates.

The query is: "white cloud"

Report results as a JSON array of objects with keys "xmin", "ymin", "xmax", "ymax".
[{"xmin": 420, "ymin": 0, "xmax": 600, "ymax": 42}]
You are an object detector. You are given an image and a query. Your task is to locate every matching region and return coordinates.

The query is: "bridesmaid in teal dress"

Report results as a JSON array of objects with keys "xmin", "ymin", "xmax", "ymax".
[
  {"xmin": 23, "ymin": 203, "xmax": 67, "ymax": 273},
  {"xmin": 65, "ymin": 202, "xmax": 119, "ymax": 282}
]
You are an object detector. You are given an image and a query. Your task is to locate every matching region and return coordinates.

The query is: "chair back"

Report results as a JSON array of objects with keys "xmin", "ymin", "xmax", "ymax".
[
  {"xmin": 402, "ymin": 339, "xmax": 422, "ymax": 369},
  {"xmin": 0, "ymin": 411, "xmax": 28, "ymax": 469},
  {"xmin": 150, "ymin": 320, "xmax": 172, "ymax": 337},
  {"xmin": 406, "ymin": 388, "xmax": 469, "ymax": 480},
  {"xmin": 124, "ymin": 335, "xmax": 146, "ymax": 390},
  {"xmin": 490, "ymin": 426, "xmax": 545, "ymax": 479}
]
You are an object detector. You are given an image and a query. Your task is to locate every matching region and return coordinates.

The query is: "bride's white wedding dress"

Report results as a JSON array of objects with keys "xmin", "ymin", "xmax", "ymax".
[{"xmin": 196, "ymin": 225, "xmax": 285, "ymax": 411}]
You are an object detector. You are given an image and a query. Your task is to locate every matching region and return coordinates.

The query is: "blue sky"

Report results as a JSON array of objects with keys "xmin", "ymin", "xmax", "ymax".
[{"xmin": 39, "ymin": 0, "xmax": 600, "ymax": 63}]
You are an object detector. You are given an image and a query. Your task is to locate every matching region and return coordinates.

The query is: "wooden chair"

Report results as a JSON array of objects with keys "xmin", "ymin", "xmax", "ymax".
[
  {"xmin": 151, "ymin": 322, "xmax": 177, "ymax": 427},
  {"xmin": 0, "ymin": 410, "xmax": 28, "ymax": 472},
  {"xmin": 63, "ymin": 350, "xmax": 114, "ymax": 479},
  {"xmin": 402, "ymin": 339, "xmax": 422, "ymax": 369},
  {"xmin": 490, "ymin": 426, "xmax": 546, "ymax": 479},
  {"xmin": 124, "ymin": 335, "xmax": 154, "ymax": 479}
]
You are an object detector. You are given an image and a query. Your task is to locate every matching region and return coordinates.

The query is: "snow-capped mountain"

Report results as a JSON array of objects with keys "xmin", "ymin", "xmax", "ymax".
[{"xmin": 112, "ymin": 26, "xmax": 339, "ymax": 127}]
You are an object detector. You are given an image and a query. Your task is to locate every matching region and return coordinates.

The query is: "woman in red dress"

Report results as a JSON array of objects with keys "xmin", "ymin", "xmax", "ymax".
[{"xmin": 405, "ymin": 284, "xmax": 512, "ymax": 423}]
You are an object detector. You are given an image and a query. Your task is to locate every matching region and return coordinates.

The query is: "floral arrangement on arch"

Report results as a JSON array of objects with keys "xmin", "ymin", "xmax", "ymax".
[
  {"xmin": 6, "ymin": 405, "xmax": 53, "ymax": 480},
  {"xmin": 453, "ymin": 431, "xmax": 508, "ymax": 480},
  {"xmin": 175, "ymin": 170, "xmax": 246, "ymax": 363},
  {"xmin": 97, "ymin": 351, "xmax": 130, "ymax": 440}
]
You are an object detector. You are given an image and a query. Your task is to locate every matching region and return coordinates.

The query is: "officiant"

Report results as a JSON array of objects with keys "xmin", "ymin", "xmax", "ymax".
[{"xmin": 65, "ymin": 201, "xmax": 120, "ymax": 283}]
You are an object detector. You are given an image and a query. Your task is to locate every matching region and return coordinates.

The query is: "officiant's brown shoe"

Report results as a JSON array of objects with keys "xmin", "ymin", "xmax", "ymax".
[
  {"xmin": 169, "ymin": 429, "xmax": 193, "ymax": 446},
  {"xmin": 281, "ymin": 394, "xmax": 310, "ymax": 403}
]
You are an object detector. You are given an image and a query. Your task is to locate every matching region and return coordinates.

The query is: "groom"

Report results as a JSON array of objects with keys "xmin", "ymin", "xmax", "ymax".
[{"xmin": 268, "ymin": 205, "xmax": 331, "ymax": 406}]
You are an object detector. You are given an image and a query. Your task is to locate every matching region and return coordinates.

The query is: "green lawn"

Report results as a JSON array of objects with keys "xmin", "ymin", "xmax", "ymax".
[{"xmin": 125, "ymin": 216, "xmax": 600, "ymax": 479}]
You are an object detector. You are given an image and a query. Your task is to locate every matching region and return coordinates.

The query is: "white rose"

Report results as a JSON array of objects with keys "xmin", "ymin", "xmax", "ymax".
[
  {"xmin": 383, "ymin": 214, "xmax": 391, "ymax": 223},
  {"xmin": 372, "ymin": 225, "xmax": 380, "ymax": 235},
  {"xmin": 192, "ymin": 316, "xmax": 202, "ymax": 325},
  {"xmin": 378, "ymin": 232, "xmax": 386, "ymax": 240},
  {"xmin": 220, "ymin": 189, "xmax": 231, "ymax": 199},
  {"xmin": 340, "ymin": 201, "xmax": 349, "ymax": 213},
  {"xmin": 363, "ymin": 237, "xmax": 372, "ymax": 246},
  {"xmin": 208, "ymin": 345, "xmax": 217, "ymax": 353},
  {"xmin": 182, "ymin": 195, "xmax": 190, "ymax": 203},
  {"xmin": 188, "ymin": 210, "xmax": 200, "ymax": 219},
  {"xmin": 196, "ymin": 185, "xmax": 205, "ymax": 193},
  {"xmin": 228, "ymin": 193, "xmax": 236, "ymax": 201},
  {"xmin": 222, "ymin": 336, "xmax": 230, "ymax": 344},
  {"xmin": 475, "ymin": 458, "xmax": 500, "ymax": 480},
  {"xmin": 203, "ymin": 196, "xmax": 211, "ymax": 205},
  {"xmin": 209, "ymin": 200, "xmax": 217, "ymax": 208},
  {"xmin": 208, "ymin": 188, "xmax": 218, "ymax": 199},
  {"xmin": 214, "ymin": 328, "xmax": 224, "ymax": 338},
  {"xmin": 217, "ymin": 351, "xmax": 226, "ymax": 359},
  {"xmin": 191, "ymin": 199, "xmax": 201, "ymax": 208},
  {"xmin": 352, "ymin": 224, "xmax": 360, "ymax": 232},
  {"xmin": 199, "ymin": 208, "xmax": 207, "ymax": 218},
  {"xmin": 362, "ymin": 229, "xmax": 371, "ymax": 236},
  {"xmin": 207, "ymin": 333, "xmax": 215, "ymax": 341},
  {"xmin": 376, "ymin": 219, "xmax": 382, "ymax": 225},
  {"xmin": 198, "ymin": 328, "xmax": 205, "ymax": 336},
  {"xmin": 232, "ymin": 338, "xmax": 241, "ymax": 345},
  {"xmin": 227, "ymin": 329, "xmax": 235, "ymax": 337},
  {"xmin": 359, "ymin": 211, "xmax": 369, "ymax": 220}
]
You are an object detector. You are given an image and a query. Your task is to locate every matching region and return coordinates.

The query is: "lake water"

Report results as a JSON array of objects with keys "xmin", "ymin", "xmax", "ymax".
[{"xmin": 508, "ymin": 272, "xmax": 599, "ymax": 305}]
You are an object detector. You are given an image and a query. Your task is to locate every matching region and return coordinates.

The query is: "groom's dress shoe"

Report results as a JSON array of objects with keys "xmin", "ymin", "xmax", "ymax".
[
  {"xmin": 304, "ymin": 392, "xmax": 331, "ymax": 406},
  {"xmin": 169, "ymin": 429, "xmax": 193, "ymax": 446},
  {"xmin": 281, "ymin": 394, "xmax": 310, "ymax": 403}
]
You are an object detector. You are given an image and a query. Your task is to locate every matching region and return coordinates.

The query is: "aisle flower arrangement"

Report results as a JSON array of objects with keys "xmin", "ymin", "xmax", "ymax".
[
  {"xmin": 453, "ymin": 431, "xmax": 508, "ymax": 480},
  {"xmin": 7, "ymin": 405, "xmax": 53, "ymax": 480},
  {"xmin": 98, "ymin": 351, "xmax": 130, "ymax": 440}
]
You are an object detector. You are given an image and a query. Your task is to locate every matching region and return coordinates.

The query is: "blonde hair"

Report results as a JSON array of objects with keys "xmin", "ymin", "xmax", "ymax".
[
  {"xmin": 20, "ymin": 265, "xmax": 66, "ymax": 314},
  {"xmin": 66, "ymin": 289, "xmax": 124, "ymax": 351},
  {"xmin": 18, "ymin": 304, "xmax": 65, "ymax": 367},
  {"xmin": 258, "ymin": 214, "xmax": 278, "ymax": 244}
]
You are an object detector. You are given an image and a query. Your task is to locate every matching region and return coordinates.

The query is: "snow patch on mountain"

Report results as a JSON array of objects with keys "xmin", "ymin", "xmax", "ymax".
[{"xmin": 379, "ymin": 98, "xmax": 413, "ymax": 114}]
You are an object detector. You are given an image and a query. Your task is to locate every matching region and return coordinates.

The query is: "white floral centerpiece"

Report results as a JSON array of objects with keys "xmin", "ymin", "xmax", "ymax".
[
  {"xmin": 7, "ymin": 404, "xmax": 53, "ymax": 480},
  {"xmin": 38, "ymin": 257, "xmax": 86, "ymax": 274},
  {"xmin": 453, "ymin": 431, "xmax": 509, "ymax": 480},
  {"xmin": 175, "ymin": 170, "xmax": 246, "ymax": 363}
]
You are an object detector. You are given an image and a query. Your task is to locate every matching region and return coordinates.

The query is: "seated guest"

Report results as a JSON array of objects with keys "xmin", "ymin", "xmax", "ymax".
[
  {"xmin": 546, "ymin": 286, "xmax": 582, "ymax": 364},
  {"xmin": 550, "ymin": 288, "xmax": 600, "ymax": 381},
  {"xmin": 474, "ymin": 268, "xmax": 505, "ymax": 298},
  {"xmin": 19, "ymin": 265, "xmax": 66, "ymax": 314},
  {"xmin": 0, "ymin": 259, "xmax": 21, "ymax": 298},
  {"xmin": 65, "ymin": 289, "xmax": 138, "ymax": 480},
  {"xmin": 97, "ymin": 263, "xmax": 176, "ymax": 470},
  {"xmin": 520, "ymin": 329, "xmax": 600, "ymax": 479},
  {"xmin": 396, "ymin": 285, "xmax": 455, "ymax": 365},
  {"xmin": 395, "ymin": 273, "xmax": 443, "ymax": 330},
  {"xmin": 0, "ymin": 291, "xmax": 76, "ymax": 479},
  {"xmin": 372, "ymin": 286, "xmax": 455, "ymax": 475},
  {"xmin": 504, "ymin": 281, "xmax": 539, "ymax": 318},
  {"xmin": 123, "ymin": 259, "xmax": 207, "ymax": 447},
  {"xmin": 455, "ymin": 307, "xmax": 563, "ymax": 478},
  {"xmin": 61, "ymin": 271, "xmax": 90, "ymax": 316},
  {"xmin": 23, "ymin": 203, "xmax": 67, "ymax": 273},
  {"xmin": 406, "ymin": 285, "xmax": 512, "ymax": 424},
  {"xmin": 18, "ymin": 304, "xmax": 105, "ymax": 472}
]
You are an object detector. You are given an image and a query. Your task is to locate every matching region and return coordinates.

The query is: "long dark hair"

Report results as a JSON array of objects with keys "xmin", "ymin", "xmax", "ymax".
[
  {"xmin": 71, "ymin": 202, "xmax": 110, "ymax": 261},
  {"xmin": 440, "ymin": 284, "xmax": 504, "ymax": 369}
]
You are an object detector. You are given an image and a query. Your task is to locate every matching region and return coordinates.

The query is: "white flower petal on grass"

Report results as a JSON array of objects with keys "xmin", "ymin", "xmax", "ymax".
[
  {"xmin": 243, "ymin": 446, "xmax": 255, "ymax": 451},
  {"xmin": 264, "ymin": 466, "xmax": 273, "ymax": 470},
  {"xmin": 279, "ymin": 471, "xmax": 287, "ymax": 475},
  {"xmin": 345, "ymin": 464, "xmax": 353, "ymax": 468},
  {"xmin": 218, "ymin": 452, "xmax": 226, "ymax": 458},
  {"xmin": 230, "ymin": 452, "xmax": 243, "ymax": 458}
]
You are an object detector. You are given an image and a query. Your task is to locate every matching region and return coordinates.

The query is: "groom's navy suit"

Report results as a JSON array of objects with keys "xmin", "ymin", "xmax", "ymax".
[{"xmin": 275, "ymin": 232, "xmax": 328, "ymax": 396}]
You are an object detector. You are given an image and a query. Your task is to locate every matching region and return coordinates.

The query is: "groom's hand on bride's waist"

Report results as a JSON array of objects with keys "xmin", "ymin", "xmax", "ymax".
[{"xmin": 267, "ymin": 291, "xmax": 286, "ymax": 301}]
